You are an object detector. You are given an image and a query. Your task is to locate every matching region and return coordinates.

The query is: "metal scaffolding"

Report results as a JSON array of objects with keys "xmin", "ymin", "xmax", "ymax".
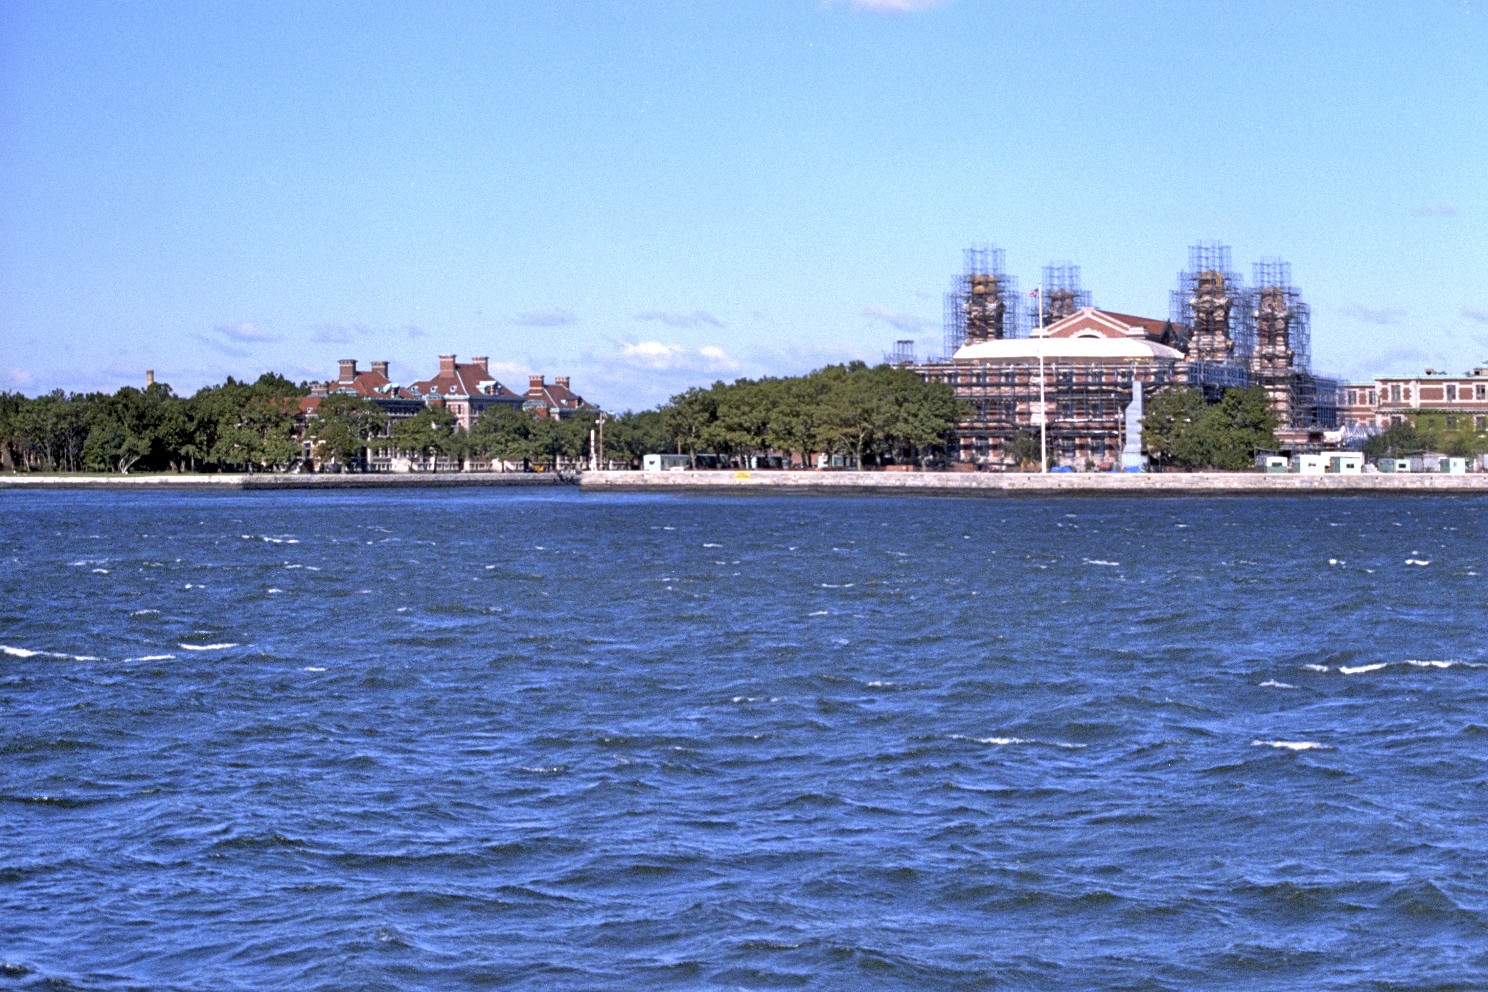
[
  {"xmin": 1171, "ymin": 242, "xmax": 1253, "ymax": 365},
  {"xmin": 943, "ymin": 246, "xmax": 1022, "ymax": 356},
  {"xmin": 1029, "ymin": 261, "xmax": 1092, "ymax": 328},
  {"xmin": 908, "ymin": 240, "xmax": 1349, "ymax": 468},
  {"xmin": 884, "ymin": 339, "xmax": 917, "ymax": 366}
]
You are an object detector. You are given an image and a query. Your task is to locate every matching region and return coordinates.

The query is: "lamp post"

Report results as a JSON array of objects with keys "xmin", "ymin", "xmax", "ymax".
[{"xmin": 1036, "ymin": 284, "xmax": 1048, "ymax": 473}]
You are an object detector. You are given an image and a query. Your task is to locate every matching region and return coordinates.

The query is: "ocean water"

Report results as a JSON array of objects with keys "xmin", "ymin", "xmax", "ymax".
[{"xmin": 2, "ymin": 488, "xmax": 1487, "ymax": 991}]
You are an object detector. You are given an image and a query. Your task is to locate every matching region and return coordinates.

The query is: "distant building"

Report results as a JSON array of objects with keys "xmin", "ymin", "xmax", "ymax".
[
  {"xmin": 1372, "ymin": 364, "xmax": 1488, "ymax": 431},
  {"xmin": 911, "ymin": 244, "xmax": 1343, "ymax": 469},
  {"xmin": 523, "ymin": 375, "xmax": 596, "ymax": 419},
  {"xmin": 406, "ymin": 355, "xmax": 524, "ymax": 430}
]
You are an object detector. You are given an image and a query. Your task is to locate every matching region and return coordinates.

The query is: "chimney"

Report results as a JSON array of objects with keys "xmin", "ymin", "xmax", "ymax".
[
  {"xmin": 439, "ymin": 354, "xmax": 457, "ymax": 376},
  {"xmin": 555, "ymin": 376, "xmax": 571, "ymax": 390},
  {"xmin": 145, "ymin": 370, "xmax": 155, "ymax": 387},
  {"xmin": 339, "ymin": 359, "xmax": 358, "ymax": 382},
  {"xmin": 529, "ymin": 374, "xmax": 545, "ymax": 391},
  {"xmin": 471, "ymin": 356, "xmax": 489, "ymax": 373},
  {"xmin": 372, "ymin": 360, "xmax": 389, "ymax": 378}
]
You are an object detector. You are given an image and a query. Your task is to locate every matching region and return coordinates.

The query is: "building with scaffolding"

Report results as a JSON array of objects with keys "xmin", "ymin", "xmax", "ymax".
[{"xmin": 911, "ymin": 243, "xmax": 1343, "ymax": 469}]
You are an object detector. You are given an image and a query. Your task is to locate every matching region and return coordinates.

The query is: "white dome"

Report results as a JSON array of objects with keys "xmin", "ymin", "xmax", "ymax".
[{"xmin": 952, "ymin": 337, "xmax": 1184, "ymax": 362}]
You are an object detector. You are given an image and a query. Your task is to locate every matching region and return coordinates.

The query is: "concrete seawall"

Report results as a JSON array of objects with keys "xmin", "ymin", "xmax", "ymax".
[
  {"xmin": 579, "ymin": 469, "xmax": 1488, "ymax": 497},
  {"xmin": 0, "ymin": 473, "xmax": 571, "ymax": 491}
]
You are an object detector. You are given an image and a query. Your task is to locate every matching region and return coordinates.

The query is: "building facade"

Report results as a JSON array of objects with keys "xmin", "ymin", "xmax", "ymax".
[{"xmin": 916, "ymin": 244, "xmax": 1342, "ymax": 469}]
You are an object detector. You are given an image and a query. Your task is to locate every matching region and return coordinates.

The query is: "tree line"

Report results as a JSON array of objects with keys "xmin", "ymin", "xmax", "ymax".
[
  {"xmin": 1361, "ymin": 413, "xmax": 1488, "ymax": 462},
  {"xmin": 1140, "ymin": 386, "xmax": 1279, "ymax": 470},
  {"xmin": 0, "ymin": 362, "xmax": 964, "ymax": 473},
  {"xmin": 653, "ymin": 363, "xmax": 963, "ymax": 468},
  {"xmin": 0, "ymin": 374, "xmax": 308, "ymax": 473}
]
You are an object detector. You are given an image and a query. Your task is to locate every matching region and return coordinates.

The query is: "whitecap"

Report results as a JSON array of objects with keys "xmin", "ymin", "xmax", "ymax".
[
  {"xmin": 302, "ymin": 666, "xmax": 326, "ymax": 672},
  {"xmin": 0, "ymin": 645, "xmax": 94, "ymax": 661},
  {"xmin": 951, "ymin": 733, "xmax": 1084, "ymax": 749},
  {"xmin": 1340, "ymin": 663, "xmax": 1388, "ymax": 674},
  {"xmin": 807, "ymin": 610, "xmax": 830, "ymax": 616},
  {"xmin": 1303, "ymin": 664, "xmax": 1330, "ymax": 672},
  {"xmin": 1253, "ymin": 740, "xmax": 1329, "ymax": 751},
  {"xmin": 1405, "ymin": 559, "xmax": 1432, "ymax": 566},
  {"xmin": 1083, "ymin": 559, "xmax": 1120, "ymax": 567},
  {"xmin": 267, "ymin": 588, "xmax": 283, "ymax": 594},
  {"xmin": 866, "ymin": 680, "xmax": 893, "ymax": 687},
  {"xmin": 819, "ymin": 583, "xmax": 855, "ymax": 588},
  {"xmin": 126, "ymin": 655, "xmax": 175, "ymax": 662},
  {"xmin": 178, "ymin": 643, "xmax": 239, "ymax": 651},
  {"xmin": 130, "ymin": 609, "xmax": 158, "ymax": 616},
  {"xmin": 1259, "ymin": 680, "xmax": 1297, "ymax": 689},
  {"xmin": 1406, "ymin": 660, "xmax": 1454, "ymax": 669},
  {"xmin": 702, "ymin": 543, "xmax": 722, "ymax": 548},
  {"xmin": 91, "ymin": 568, "xmax": 109, "ymax": 574}
]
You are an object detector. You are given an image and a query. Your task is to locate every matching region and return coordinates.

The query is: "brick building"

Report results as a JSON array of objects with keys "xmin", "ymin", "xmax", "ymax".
[{"xmin": 523, "ymin": 375, "xmax": 597, "ymax": 419}]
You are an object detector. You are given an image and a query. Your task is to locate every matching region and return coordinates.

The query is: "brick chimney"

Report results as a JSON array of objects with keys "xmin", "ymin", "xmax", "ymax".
[
  {"xmin": 371, "ymin": 360, "xmax": 389, "ymax": 378},
  {"xmin": 439, "ymin": 354, "xmax": 457, "ymax": 376},
  {"xmin": 529, "ymin": 374, "xmax": 545, "ymax": 391},
  {"xmin": 339, "ymin": 359, "xmax": 358, "ymax": 382},
  {"xmin": 471, "ymin": 356, "xmax": 489, "ymax": 374},
  {"xmin": 555, "ymin": 376, "xmax": 571, "ymax": 390}
]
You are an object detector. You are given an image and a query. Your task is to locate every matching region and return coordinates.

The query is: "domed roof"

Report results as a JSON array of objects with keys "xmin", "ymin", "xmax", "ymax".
[{"xmin": 953, "ymin": 337, "xmax": 1183, "ymax": 361}]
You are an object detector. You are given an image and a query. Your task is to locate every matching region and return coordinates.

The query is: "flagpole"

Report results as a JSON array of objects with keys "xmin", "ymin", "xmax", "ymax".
[{"xmin": 1037, "ymin": 284, "xmax": 1047, "ymax": 473}]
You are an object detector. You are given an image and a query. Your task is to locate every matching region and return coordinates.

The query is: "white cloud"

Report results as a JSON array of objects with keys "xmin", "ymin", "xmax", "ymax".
[
  {"xmin": 311, "ymin": 323, "xmax": 369, "ymax": 344},
  {"xmin": 515, "ymin": 308, "xmax": 576, "ymax": 327},
  {"xmin": 215, "ymin": 321, "xmax": 277, "ymax": 343},
  {"xmin": 862, "ymin": 304, "xmax": 931, "ymax": 334},
  {"xmin": 635, "ymin": 310, "xmax": 725, "ymax": 329},
  {"xmin": 822, "ymin": 0, "xmax": 950, "ymax": 12},
  {"xmin": 192, "ymin": 332, "xmax": 250, "ymax": 358},
  {"xmin": 1461, "ymin": 307, "xmax": 1488, "ymax": 324},
  {"xmin": 615, "ymin": 340, "xmax": 740, "ymax": 373},
  {"xmin": 1337, "ymin": 305, "xmax": 1407, "ymax": 326}
]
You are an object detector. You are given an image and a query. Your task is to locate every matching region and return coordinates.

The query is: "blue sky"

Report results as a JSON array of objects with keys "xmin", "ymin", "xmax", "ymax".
[{"xmin": 3, "ymin": 0, "xmax": 1486, "ymax": 410}]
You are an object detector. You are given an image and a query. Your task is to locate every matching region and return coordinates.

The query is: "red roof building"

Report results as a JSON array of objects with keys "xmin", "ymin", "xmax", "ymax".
[
  {"xmin": 406, "ymin": 355, "xmax": 524, "ymax": 430},
  {"xmin": 522, "ymin": 375, "xmax": 596, "ymax": 419}
]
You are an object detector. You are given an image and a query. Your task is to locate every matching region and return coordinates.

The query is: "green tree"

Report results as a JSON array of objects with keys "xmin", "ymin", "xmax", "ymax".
[
  {"xmin": 663, "ymin": 386, "xmax": 718, "ymax": 467},
  {"xmin": 1142, "ymin": 385, "xmax": 1277, "ymax": 470},
  {"xmin": 604, "ymin": 409, "xmax": 669, "ymax": 467},
  {"xmin": 1141, "ymin": 387, "xmax": 1208, "ymax": 469},
  {"xmin": 387, "ymin": 406, "xmax": 458, "ymax": 469},
  {"xmin": 1200, "ymin": 386, "xmax": 1278, "ymax": 470},
  {"xmin": 309, "ymin": 394, "xmax": 387, "ymax": 470}
]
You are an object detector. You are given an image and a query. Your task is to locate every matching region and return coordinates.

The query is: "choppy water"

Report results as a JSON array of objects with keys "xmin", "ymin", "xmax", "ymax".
[{"xmin": 2, "ymin": 489, "xmax": 1487, "ymax": 990}]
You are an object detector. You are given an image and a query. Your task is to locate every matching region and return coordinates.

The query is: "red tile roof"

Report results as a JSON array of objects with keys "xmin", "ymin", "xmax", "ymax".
[
  {"xmin": 524, "ymin": 375, "xmax": 596, "ymax": 416},
  {"xmin": 409, "ymin": 358, "xmax": 522, "ymax": 401}
]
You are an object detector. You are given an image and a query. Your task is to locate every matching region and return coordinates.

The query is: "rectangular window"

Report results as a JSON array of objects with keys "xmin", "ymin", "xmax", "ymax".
[
  {"xmin": 1479, "ymin": 385, "xmax": 1487, "ymax": 400},
  {"xmin": 1447, "ymin": 384, "xmax": 1457, "ymax": 402},
  {"xmin": 1391, "ymin": 384, "xmax": 1402, "ymax": 403}
]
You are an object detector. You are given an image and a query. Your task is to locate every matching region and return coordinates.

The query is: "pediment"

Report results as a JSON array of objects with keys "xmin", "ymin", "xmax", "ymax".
[{"xmin": 1041, "ymin": 308, "xmax": 1138, "ymax": 340}]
